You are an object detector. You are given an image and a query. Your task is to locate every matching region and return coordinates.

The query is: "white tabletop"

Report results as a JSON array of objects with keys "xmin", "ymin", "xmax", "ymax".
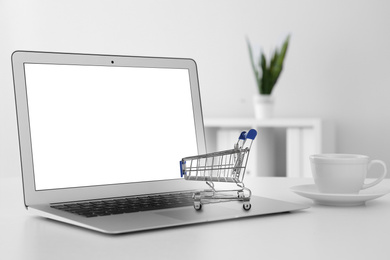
[{"xmin": 2, "ymin": 176, "xmax": 390, "ymax": 260}]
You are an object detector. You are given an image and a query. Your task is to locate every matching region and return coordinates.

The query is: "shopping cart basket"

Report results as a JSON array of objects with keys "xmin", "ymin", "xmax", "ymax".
[{"xmin": 180, "ymin": 129, "xmax": 257, "ymax": 210}]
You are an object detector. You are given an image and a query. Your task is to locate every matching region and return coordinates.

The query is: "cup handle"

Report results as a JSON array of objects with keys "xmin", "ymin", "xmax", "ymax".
[{"xmin": 362, "ymin": 160, "xmax": 387, "ymax": 190}]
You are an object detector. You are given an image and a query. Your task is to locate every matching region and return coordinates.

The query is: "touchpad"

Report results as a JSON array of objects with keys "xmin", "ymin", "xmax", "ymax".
[{"xmin": 156, "ymin": 204, "xmax": 242, "ymax": 222}]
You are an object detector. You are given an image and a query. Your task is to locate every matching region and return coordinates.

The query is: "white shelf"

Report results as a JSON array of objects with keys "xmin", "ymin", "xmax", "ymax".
[
  {"xmin": 204, "ymin": 117, "xmax": 333, "ymax": 177},
  {"xmin": 204, "ymin": 117, "xmax": 322, "ymax": 128}
]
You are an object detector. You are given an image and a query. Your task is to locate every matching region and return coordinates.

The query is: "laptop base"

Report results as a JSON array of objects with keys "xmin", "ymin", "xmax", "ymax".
[{"xmin": 29, "ymin": 195, "xmax": 309, "ymax": 234}]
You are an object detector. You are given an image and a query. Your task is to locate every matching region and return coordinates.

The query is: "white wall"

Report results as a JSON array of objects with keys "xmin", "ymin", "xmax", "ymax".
[{"xmin": 2, "ymin": 0, "xmax": 390, "ymax": 178}]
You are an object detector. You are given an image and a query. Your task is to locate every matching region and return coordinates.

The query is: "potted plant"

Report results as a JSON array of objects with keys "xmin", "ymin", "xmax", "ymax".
[{"xmin": 247, "ymin": 35, "xmax": 290, "ymax": 119}]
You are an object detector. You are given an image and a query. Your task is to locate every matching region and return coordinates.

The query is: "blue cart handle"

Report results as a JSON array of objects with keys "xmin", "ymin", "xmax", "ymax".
[
  {"xmin": 239, "ymin": 131, "xmax": 247, "ymax": 140},
  {"xmin": 180, "ymin": 161, "xmax": 185, "ymax": 178},
  {"xmin": 236, "ymin": 131, "xmax": 247, "ymax": 149},
  {"xmin": 246, "ymin": 129, "xmax": 257, "ymax": 140}
]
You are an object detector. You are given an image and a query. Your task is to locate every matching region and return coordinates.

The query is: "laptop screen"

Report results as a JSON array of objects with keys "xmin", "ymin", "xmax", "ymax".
[{"xmin": 24, "ymin": 63, "xmax": 198, "ymax": 191}]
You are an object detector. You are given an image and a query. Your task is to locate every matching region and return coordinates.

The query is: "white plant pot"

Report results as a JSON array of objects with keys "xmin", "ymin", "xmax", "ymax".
[{"xmin": 253, "ymin": 94, "xmax": 274, "ymax": 119}]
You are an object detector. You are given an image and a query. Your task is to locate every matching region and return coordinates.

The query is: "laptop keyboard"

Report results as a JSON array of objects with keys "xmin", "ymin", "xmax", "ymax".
[{"xmin": 50, "ymin": 192, "xmax": 194, "ymax": 218}]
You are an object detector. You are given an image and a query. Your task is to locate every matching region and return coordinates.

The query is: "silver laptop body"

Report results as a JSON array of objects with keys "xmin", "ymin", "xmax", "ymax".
[{"xmin": 12, "ymin": 51, "xmax": 307, "ymax": 234}]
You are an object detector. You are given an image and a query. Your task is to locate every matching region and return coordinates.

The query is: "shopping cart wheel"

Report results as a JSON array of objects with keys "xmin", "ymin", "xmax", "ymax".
[
  {"xmin": 243, "ymin": 203, "xmax": 251, "ymax": 211},
  {"xmin": 194, "ymin": 202, "xmax": 202, "ymax": 210},
  {"xmin": 193, "ymin": 193, "xmax": 202, "ymax": 210}
]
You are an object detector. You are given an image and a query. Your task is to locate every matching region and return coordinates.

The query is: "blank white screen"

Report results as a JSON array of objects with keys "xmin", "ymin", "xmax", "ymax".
[{"xmin": 24, "ymin": 64, "xmax": 198, "ymax": 190}]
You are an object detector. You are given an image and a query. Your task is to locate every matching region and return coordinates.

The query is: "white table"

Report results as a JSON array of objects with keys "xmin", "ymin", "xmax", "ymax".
[
  {"xmin": 2, "ymin": 176, "xmax": 389, "ymax": 260},
  {"xmin": 204, "ymin": 118, "xmax": 334, "ymax": 177}
]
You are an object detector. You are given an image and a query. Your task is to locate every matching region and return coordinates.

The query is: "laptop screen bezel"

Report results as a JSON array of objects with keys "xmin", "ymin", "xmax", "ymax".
[{"xmin": 12, "ymin": 51, "xmax": 206, "ymax": 206}]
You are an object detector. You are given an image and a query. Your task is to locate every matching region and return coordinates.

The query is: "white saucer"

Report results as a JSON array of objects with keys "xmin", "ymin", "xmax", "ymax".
[{"xmin": 290, "ymin": 184, "xmax": 390, "ymax": 206}]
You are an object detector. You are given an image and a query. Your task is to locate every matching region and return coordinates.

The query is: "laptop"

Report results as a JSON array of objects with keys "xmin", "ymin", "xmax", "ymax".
[{"xmin": 11, "ymin": 50, "xmax": 308, "ymax": 234}]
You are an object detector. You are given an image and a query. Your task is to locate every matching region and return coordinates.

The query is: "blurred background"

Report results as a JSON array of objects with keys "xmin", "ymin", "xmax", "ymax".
[{"xmin": 2, "ymin": 0, "xmax": 390, "ymax": 178}]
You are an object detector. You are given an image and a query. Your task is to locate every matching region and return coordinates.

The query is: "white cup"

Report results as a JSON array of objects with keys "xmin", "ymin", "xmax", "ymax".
[{"xmin": 309, "ymin": 154, "xmax": 387, "ymax": 194}]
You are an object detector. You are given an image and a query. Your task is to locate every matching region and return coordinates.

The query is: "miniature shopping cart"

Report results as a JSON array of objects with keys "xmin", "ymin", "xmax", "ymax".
[{"xmin": 180, "ymin": 129, "xmax": 257, "ymax": 211}]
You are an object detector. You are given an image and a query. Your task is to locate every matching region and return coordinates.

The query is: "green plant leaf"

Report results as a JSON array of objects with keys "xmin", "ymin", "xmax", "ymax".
[
  {"xmin": 272, "ymin": 35, "xmax": 290, "ymax": 86},
  {"xmin": 247, "ymin": 35, "xmax": 290, "ymax": 95},
  {"xmin": 260, "ymin": 53, "xmax": 268, "ymax": 94},
  {"xmin": 246, "ymin": 38, "xmax": 262, "ymax": 92},
  {"xmin": 270, "ymin": 50, "xmax": 278, "ymax": 71}
]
